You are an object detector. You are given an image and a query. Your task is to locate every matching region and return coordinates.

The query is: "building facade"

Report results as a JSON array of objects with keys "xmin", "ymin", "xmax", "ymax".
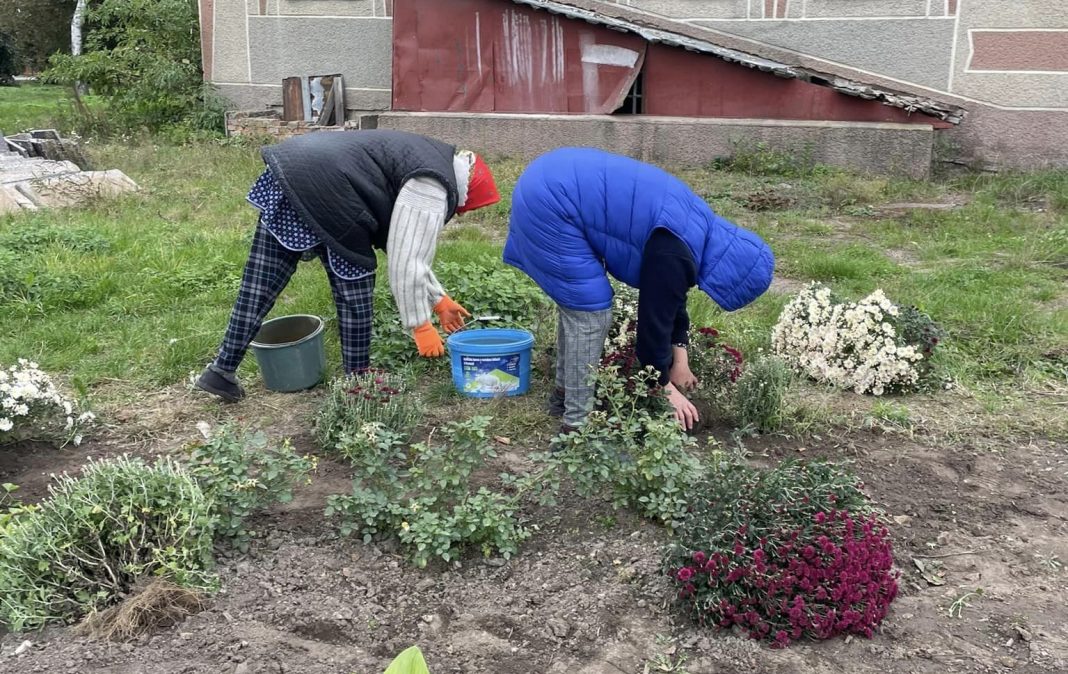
[{"xmin": 200, "ymin": 0, "xmax": 1068, "ymax": 169}]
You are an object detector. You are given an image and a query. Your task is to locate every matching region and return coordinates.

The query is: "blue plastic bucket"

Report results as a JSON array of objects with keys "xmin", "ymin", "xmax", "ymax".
[{"xmin": 446, "ymin": 328, "xmax": 534, "ymax": 398}]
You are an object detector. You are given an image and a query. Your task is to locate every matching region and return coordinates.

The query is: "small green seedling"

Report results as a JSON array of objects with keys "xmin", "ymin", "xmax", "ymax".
[
  {"xmin": 1039, "ymin": 554, "xmax": 1063, "ymax": 572},
  {"xmin": 384, "ymin": 646, "xmax": 430, "ymax": 674},
  {"xmin": 948, "ymin": 588, "xmax": 984, "ymax": 618}
]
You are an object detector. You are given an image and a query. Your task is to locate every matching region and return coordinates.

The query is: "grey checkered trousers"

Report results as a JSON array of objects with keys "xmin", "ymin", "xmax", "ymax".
[
  {"xmin": 212, "ymin": 221, "xmax": 376, "ymax": 374},
  {"xmin": 556, "ymin": 305, "xmax": 613, "ymax": 427}
]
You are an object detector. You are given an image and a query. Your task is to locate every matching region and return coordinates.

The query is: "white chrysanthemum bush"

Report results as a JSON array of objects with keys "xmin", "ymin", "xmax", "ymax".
[
  {"xmin": 0, "ymin": 359, "xmax": 96, "ymax": 446},
  {"xmin": 771, "ymin": 284, "xmax": 944, "ymax": 396},
  {"xmin": 604, "ymin": 284, "xmax": 640, "ymax": 354}
]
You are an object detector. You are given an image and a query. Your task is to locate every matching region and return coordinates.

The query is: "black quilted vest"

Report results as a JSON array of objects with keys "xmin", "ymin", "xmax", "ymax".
[{"xmin": 262, "ymin": 130, "xmax": 459, "ymax": 270}]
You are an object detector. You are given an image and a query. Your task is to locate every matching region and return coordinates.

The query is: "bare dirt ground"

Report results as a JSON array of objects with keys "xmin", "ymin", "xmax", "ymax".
[{"xmin": 1, "ymin": 378, "xmax": 1067, "ymax": 674}]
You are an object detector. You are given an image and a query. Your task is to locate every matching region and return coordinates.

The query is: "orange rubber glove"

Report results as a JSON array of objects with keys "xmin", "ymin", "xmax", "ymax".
[
  {"xmin": 413, "ymin": 322, "xmax": 445, "ymax": 357},
  {"xmin": 433, "ymin": 295, "xmax": 471, "ymax": 334}
]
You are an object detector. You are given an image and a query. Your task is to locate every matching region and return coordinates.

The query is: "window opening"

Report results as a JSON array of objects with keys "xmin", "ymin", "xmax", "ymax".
[{"xmin": 612, "ymin": 68, "xmax": 644, "ymax": 115}]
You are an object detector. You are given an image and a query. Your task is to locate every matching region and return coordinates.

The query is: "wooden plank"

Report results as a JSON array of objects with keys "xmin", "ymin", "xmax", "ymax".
[{"xmin": 282, "ymin": 77, "xmax": 304, "ymax": 122}]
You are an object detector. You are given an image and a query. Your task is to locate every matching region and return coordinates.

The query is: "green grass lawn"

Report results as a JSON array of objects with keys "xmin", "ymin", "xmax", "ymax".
[
  {"xmin": 0, "ymin": 83, "xmax": 77, "ymax": 134},
  {"xmin": 0, "ymin": 141, "xmax": 523, "ymax": 393},
  {"xmin": 0, "ymin": 127, "xmax": 1065, "ymax": 413}
]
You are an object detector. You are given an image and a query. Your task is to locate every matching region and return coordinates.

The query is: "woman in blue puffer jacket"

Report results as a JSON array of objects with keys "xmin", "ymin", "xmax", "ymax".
[{"xmin": 504, "ymin": 147, "xmax": 774, "ymax": 433}]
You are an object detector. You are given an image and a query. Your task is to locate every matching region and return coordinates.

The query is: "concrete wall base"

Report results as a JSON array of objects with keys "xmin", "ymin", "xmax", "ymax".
[
  {"xmin": 226, "ymin": 110, "xmax": 935, "ymax": 178},
  {"xmin": 372, "ymin": 113, "xmax": 934, "ymax": 178}
]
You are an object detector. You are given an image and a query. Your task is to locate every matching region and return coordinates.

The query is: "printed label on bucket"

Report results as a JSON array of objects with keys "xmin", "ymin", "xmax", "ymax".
[{"xmin": 461, "ymin": 355, "xmax": 521, "ymax": 394}]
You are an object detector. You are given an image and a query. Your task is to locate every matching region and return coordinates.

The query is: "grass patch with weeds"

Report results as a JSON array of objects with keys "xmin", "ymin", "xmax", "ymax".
[
  {"xmin": 0, "ymin": 144, "xmax": 535, "ymax": 395},
  {"xmin": 0, "ymin": 83, "xmax": 75, "ymax": 133},
  {"xmin": 956, "ymin": 170, "xmax": 1068, "ymax": 215}
]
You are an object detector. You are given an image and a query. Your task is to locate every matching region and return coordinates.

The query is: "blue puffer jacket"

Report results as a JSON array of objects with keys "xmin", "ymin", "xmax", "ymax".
[{"xmin": 503, "ymin": 147, "xmax": 775, "ymax": 312}]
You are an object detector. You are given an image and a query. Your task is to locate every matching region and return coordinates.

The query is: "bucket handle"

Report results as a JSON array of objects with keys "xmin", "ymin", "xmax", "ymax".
[
  {"xmin": 322, "ymin": 314, "xmax": 501, "ymax": 332},
  {"xmin": 452, "ymin": 315, "xmax": 502, "ymax": 334}
]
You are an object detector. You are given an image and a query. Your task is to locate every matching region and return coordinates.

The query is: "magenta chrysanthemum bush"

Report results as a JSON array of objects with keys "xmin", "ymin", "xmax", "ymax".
[{"xmin": 665, "ymin": 456, "xmax": 899, "ymax": 648}]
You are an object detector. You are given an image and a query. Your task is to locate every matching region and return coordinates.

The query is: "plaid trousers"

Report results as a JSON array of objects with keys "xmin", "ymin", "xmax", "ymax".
[{"xmin": 213, "ymin": 222, "xmax": 376, "ymax": 374}]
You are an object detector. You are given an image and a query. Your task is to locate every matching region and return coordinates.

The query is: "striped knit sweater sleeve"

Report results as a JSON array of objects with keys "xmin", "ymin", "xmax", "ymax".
[{"xmin": 386, "ymin": 177, "xmax": 451, "ymax": 330}]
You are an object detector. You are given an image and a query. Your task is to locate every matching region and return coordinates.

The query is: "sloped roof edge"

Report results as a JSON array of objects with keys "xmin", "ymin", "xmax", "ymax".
[{"xmin": 510, "ymin": 0, "xmax": 966, "ymax": 124}]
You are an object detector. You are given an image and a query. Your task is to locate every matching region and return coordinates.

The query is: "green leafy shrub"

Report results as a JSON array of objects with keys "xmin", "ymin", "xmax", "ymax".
[
  {"xmin": 0, "ymin": 456, "xmax": 216, "ymax": 631},
  {"xmin": 327, "ymin": 427, "xmax": 408, "ymax": 542},
  {"xmin": 665, "ymin": 452, "xmax": 897, "ymax": 647},
  {"xmin": 370, "ymin": 284, "xmax": 422, "ymax": 370},
  {"xmin": 185, "ymin": 425, "xmax": 317, "ymax": 552},
  {"xmin": 0, "ymin": 1, "xmax": 74, "ymax": 74},
  {"xmin": 315, "ymin": 371, "xmax": 422, "ymax": 453},
  {"xmin": 326, "ymin": 417, "xmax": 530, "ymax": 568},
  {"xmin": 371, "ymin": 261, "xmax": 551, "ymax": 370},
  {"xmin": 547, "ymin": 366, "xmax": 703, "ymax": 527},
  {"xmin": 732, "ymin": 355, "xmax": 791, "ymax": 434},
  {"xmin": 0, "ymin": 483, "xmax": 38, "ymax": 535},
  {"xmin": 435, "ymin": 261, "xmax": 552, "ymax": 329},
  {"xmin": 42, "ymin": 0, "xmax": 224, "ymax": 137}
]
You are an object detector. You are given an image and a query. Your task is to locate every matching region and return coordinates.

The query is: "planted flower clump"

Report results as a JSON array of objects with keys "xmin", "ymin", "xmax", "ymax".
[
  {"xmin": 602, "ymin": 287, "xmax": 746, "ymax": 413},
  {"xmin": 549, "ymin": 365, "xmax": 703, "ymax": 527},
  {"xmin": 0, "ymin": 457, "xmax": 216, "ymax": 631},
  {"xmin": 680, "ymin": 326, "xmax": 747, "ymax": 408},
  {"xmin": 315, "ymin": 370, "xmax": 422, "ymax": 453},
  {"xmin": 771, "ymin": 283, "xmax": 944, "ymax": 395},
  {"xmin": 325, "ymin": 416, "xmax": 531, "ymax": 568},
  {"xmin": 0, "ymin": 359, "xmax": 96, "ymax": 447},
  {"xmin": 665, "ymin": 454, "xmax": 899, "ymax": 647},
  {"xmin": 600, "ymin": 288, "xmax": 789, "ymax": 432}
]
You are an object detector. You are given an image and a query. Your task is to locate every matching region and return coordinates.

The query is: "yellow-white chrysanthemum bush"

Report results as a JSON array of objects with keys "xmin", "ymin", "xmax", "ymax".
[
  {"xmin": 771, "ymin": 284, "xmax": 944, "ymax": 396},
  {"xmin": 0, "ymin": 359, "xmax": 96, "ymax": 446}
]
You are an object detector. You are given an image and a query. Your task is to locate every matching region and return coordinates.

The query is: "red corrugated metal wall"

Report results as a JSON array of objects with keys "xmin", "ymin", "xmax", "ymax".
[
  {"xmin": 392, "ymin": 0, "xmax": 645, "ymax": 113},
  {"xmin": 392, "ymin": 0, "xmax": 945, "ymax": 127},
  {"xmin": 642, "ymin": 44, "xmax": 950, "ymax": 127}
]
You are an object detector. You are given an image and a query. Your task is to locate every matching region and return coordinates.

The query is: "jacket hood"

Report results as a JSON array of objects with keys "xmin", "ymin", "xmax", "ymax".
[{"xmin": 697, "ymin": 220, "xmax": 775, "ymax": 312}]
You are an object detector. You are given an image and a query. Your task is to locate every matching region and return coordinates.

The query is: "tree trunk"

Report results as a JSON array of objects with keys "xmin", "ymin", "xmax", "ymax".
[
  {"xmin": 71, "ymin": 0, "xmax": 87, "ymax": 57},
  {"xmin": 71, "ymin": 0, "xmax": 88, "ymax": 95}
]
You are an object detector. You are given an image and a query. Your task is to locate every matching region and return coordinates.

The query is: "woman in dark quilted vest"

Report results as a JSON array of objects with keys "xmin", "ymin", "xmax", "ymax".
[
  {"xmin": 196, "ymin": 130, "xmax": 500, "ymax": 402},
  {"xmin": 504, "ymin": 147, "xmax": 774, "ymax": 434}
]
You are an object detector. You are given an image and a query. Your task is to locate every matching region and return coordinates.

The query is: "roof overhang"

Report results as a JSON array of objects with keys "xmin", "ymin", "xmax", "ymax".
[{"xmin": 510, "ymin": 0, "xmax": 966, "ymax": 124}]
